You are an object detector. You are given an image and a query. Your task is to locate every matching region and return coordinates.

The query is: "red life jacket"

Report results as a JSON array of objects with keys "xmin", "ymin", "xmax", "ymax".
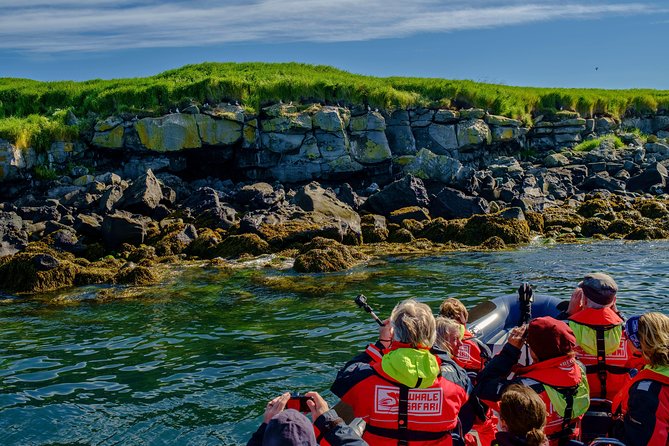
[
  {"xmin": 568, "ymin": 307, "xmax": 641, "ymax": 400},
  {"xmin": 612, "ymin": 368, "xmax": 669, "ymax": 414},
  {"xmin": 455, "ymin": 330, "xmax": 486, "ymax": 373},
  {"xmin": 340, "ymin": 345, "xmax": 469, "ymax": 446},
  {"xmin": 514, "ymin": 355, "xmax": 588, "ymax": 446}
]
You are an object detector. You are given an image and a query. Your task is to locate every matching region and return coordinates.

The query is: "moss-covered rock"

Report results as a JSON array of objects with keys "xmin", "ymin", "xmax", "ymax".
[
  {"xmin": 638, "ymin": 201, "xmax": 669, "ymax": 219},
  {"xmin": 293, "ymin": 237, "xmax": 366, "ymax": 273},
  {"xmin": 581, "ymin": 218, "xmax": 611, "ymax": 237},
  {"xmin": 416, "ymin": 218, "xmax": 465, "ymax": 242},
  {"xmin": 387, "ymin": 228, "xmax": 415, "ymax": 243},
  {"xmin": 115, "ymin": 264, "xmax": 159, "ymax": 286},
  {"xmin": 525, "ymin": 211, "xmax": 545, "ymax": 234},
  {"xmin": 625, "ymin": 227, "xmax": 668, "ymax": 240},
  {"xmin": 461, "ymin": 212, "xmax": 531, "ymax": 245},
  {"xmin": 74, "ymin": 263, "xmax": 119, "ymax": 286},
  {"xmin": 606, "ymin": 219, "xmax": 637, "ymax": 237},
  {"xmin": 214, "ymin": 233, "xmax": 270, "ymax": 258},
  {"xmin": 577, "ymin": 199, "xmax": 613, "ymax": 218},
  {"xmin": 401, "ymin": 219, "xmax": 425, "ymax": 233},
  {"xmin": 0, "ymin": 243, "xmax": 78, "ymax": 294},
  {"xmin": 186, "ymin": 228, "xmax": 224, "ymax": 258},
  {"xmin": 543, "ymin": 209, "xmax": 585, "ymax": 230},
  {"xmin": 389, "ymin": 206, "xmax": 430, "ymax": 224},
  {"xmin": 362, "ymin": 222, "xmax": 389, "ymax": 243},
  {"xmin": 126, "ymin": 245, "xmax": 156, "ymax": 263},
  {"xmin": 479, "ymin": 236, "xmax": 506, "ymax": 250}
]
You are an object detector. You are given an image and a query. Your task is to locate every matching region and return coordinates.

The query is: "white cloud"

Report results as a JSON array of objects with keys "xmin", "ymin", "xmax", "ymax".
[{"xmin": 0, "ymin": 0, "xmax": 662, "ymax": 52}]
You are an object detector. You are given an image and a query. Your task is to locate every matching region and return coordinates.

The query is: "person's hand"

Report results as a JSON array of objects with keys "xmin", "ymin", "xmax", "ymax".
[
  {"xmin": 379, "ymin": 318, "xmax": 393, "ymax": 349},
  {"xmin": 263, "ymin": 392, "xmax": 290, "ymax": 423},
  {"xmin": 507, "ymin": 325, "xmax": 527, "ymax": 349},
  {"xmin": 567, "ymin": 287, "xmax": 584, "ymax": 315},
  {"xmin": 305, "ymin": 391, "xmax": 329, "ymax": 421}
]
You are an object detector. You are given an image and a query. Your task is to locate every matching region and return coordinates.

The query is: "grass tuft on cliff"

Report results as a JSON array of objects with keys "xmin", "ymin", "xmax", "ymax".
[{"xmin": 1, "ymin": 62, "xmax": 669, "ymax": 145}]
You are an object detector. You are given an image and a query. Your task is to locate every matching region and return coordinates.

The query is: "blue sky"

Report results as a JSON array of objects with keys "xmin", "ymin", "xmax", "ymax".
[{"xmin": 1, "ymin": 0, "xmax": 668, "ymax": 89}]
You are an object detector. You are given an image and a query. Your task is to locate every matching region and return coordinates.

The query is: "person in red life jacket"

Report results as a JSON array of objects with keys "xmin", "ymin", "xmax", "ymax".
[
  {"xmin": 611, "ymin": 312, "xmax": 669, "ymax": 446},
  {"xmin": 493, "ymin": 384, "xmax": 548, "ymax": 446},
  {"xmin": 435, "ymin": 316, "xmax": 497, "ymax": 446},
  {"xmin": 331, "ymin": 299, "xmax": 471, "ymax": 446},
  {"xmin": 475, "ymin": 317, "xmax": 590, "ymax": 446},
  {"xmin": 439, "ymin": 298, "xmax": 492, "ymax": 377},
  {"xmin": 247, "ymin": 391, "xmax": 369, "ymax": 446},
  {"xmin": 565, "ymin": 273, "xmax": 645, "ymax": 401}
]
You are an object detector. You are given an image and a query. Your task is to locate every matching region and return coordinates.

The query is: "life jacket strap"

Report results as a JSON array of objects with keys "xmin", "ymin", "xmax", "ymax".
[
  {"xmin": 365, "ymin": 425, "xmax": 454, "ymax": 442},
  {"xmin": 557, "ymin": 386, "xmax": 577, "ymax": 446},
  {"xmin": 398, "ymin": 384, "xmax": 409, "ymax": 446},
  {"xmin": 596, "ymin": 327, "xmax": 607, "ymax": 399}
]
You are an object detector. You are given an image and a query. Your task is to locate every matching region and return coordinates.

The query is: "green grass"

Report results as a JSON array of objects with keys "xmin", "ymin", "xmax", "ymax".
[
  {"xmin": 1, "ymin": 62, "xmax": 668, "ymax": 148},
  {"xmin": 0, "ymin": 110, "xmax": 79, "ymax": 153},
  {"xmin": 573, "ymin": 135, "xmax": 624, "ymax": 152}
]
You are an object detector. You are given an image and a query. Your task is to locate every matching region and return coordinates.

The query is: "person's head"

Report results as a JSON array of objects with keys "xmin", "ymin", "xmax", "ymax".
[
  {"xmin": 391, "ymin": 299, "xmax": 436, "ymax": 348},
  {"xmin": 579, "ymin": 273, "xmax": 618, "ymax": 309},
  {"xmin": 263, "ymin": 409, "xmax": 316, "ymax": 446},
  {"xmin": 637, "ymin": 312, "xmax": 669, "ymax": 367},
  {"xmin": 500, "ymin": 384, "xmax": 547, "ymax": 446},
  {"xmin": 527, "ymin": 316, "xmax": 577, "ymax": 362},
  {"xmin": 439, "ymin": 298, "xmax": 468, "ymax": 325},
  {"xmin": 435, "ymin": 316, "xmax": 463, "ymax": 356}
]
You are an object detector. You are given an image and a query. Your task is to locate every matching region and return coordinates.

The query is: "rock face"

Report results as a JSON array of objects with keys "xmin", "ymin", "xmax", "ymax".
[
  {"xmin": 0, "ymin": 211, "xmax": 27, "ymax": 257},
  {"xmin": 102, "ymin": 211, "xmax": 146, "ymax": 248},
  {"xmin": 431, "ymin": 187, "xmax": 490, "ymax": 219},
  {"xmin": 364, "ymin": 175, "xmax": 430, "ymax": 216},
  {"xmin": 117, "ymin": 169, "xmax": 163, "ymax": 215},
  {"xmin": 135, "ymin": 114, "xmax": 201, "ymax": 152},
  {"xmin": 292, "ymin": 182, "xmax": 361, "ymax": 239}
]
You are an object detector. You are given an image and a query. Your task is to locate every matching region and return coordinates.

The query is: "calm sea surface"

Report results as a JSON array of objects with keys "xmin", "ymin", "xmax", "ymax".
[{"xmin": 1, "ymin": 240, "xmax": 668, "ymax": 445}]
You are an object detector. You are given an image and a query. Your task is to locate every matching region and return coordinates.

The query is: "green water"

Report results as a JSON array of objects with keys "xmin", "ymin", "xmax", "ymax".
[{"xmin": 1, "ymin": 241, "xmax": 668, "ymax": 445}]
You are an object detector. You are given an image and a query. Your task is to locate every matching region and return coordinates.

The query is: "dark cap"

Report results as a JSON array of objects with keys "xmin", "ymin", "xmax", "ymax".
[
  {"xmin": 579, "ymin": 273, "xmax": 618, "ymax": 306},
  {"xmin": 527, "ymin": 316, "xmax": 577, "ymax": 361},
  {"xmin": 625, "ymin": 315, "xmax": 642, "ymax": 349},
  {"xmin": 263, "ymin": 409, "xmax": 316, "ymax": 446}
]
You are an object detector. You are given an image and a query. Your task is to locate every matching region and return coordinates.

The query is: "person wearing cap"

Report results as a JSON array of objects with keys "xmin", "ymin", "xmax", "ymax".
[
  {"xmin": 247, "ymin": 391, "xmax": 368, "ymax": 446},
  {"xmin": 475, "ymin": 317, "xmax": 590, "ymax": 446},
  {"xmin": 611, "ymin": 312, "xmax": 669, "ymax": 446},
  {"xmin": 330, "ymin": 299, "xmax": 471, "ymax": 446},
  {"xmin": 566, "ymin": 273, "xmax": 644, "ymax": 401}
]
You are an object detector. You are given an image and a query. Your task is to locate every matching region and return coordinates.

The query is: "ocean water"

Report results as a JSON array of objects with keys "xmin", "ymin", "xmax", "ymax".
[{"xmin": 1, "ymin": 240, "xmax": 668, "ymax": 445}]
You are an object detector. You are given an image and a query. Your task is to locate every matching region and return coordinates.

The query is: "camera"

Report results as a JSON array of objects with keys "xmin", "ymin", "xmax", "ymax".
[
  {"xmin": 355, "ymin": 294, "xmax": 368, "ymax": 307},
  {"xmin": 286, "ymin": 393, "xmax": 312, "ymax": 413}
]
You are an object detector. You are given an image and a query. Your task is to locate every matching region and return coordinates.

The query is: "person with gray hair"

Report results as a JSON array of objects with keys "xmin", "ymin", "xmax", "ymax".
[
  {"xmin": 566, "ymin": 273, "xmax": 644, "ymax": 401},
  {"xmin": 330, "ymin": 299, "xmax": 470, "ymax": 446}
]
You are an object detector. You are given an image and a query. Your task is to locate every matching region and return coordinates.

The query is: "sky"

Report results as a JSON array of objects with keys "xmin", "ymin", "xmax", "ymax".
[{"xmin": 0, "ymin": 0, "xmax": 668, "ymax": 89}]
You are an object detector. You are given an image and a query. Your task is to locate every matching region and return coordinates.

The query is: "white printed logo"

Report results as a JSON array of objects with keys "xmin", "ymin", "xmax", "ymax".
[{"xmin": 374, "ymin": 386, "xmax": 443, "ymax": 416}]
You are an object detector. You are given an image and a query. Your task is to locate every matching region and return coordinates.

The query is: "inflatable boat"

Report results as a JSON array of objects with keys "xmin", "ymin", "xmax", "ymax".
[
  {"xmin": 465, "ymin": 287, "xmax": 624, "ymax": 445},
  {"xmin": 467, "ymin": 286, "xmax": 564, "ymax": 357}
]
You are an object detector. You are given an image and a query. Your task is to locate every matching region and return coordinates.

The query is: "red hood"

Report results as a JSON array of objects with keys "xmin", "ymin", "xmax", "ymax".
[{"xmin": 514, "ymin": 355, "xmax": 582, "ymax": 387}]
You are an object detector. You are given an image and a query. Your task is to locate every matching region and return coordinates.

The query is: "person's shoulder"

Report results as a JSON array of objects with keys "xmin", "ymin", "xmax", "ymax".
[
  {"xmin": 330, "ymin": 360, "xmax": 376, "ymax": 398},
  {"xmin": 438, "ymin": 354, "xmax": 471, "ymax": 391}
]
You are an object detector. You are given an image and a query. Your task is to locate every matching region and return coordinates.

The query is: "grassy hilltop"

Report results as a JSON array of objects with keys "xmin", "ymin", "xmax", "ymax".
[{"xmin": 1, "ymin": 61, "xmax": 669, "ymax": 150}]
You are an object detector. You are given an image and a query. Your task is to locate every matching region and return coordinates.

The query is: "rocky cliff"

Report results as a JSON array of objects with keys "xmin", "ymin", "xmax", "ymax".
[{"xmin": 1, "ymin": 101, "xmax": 668, "ymax": 295}]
